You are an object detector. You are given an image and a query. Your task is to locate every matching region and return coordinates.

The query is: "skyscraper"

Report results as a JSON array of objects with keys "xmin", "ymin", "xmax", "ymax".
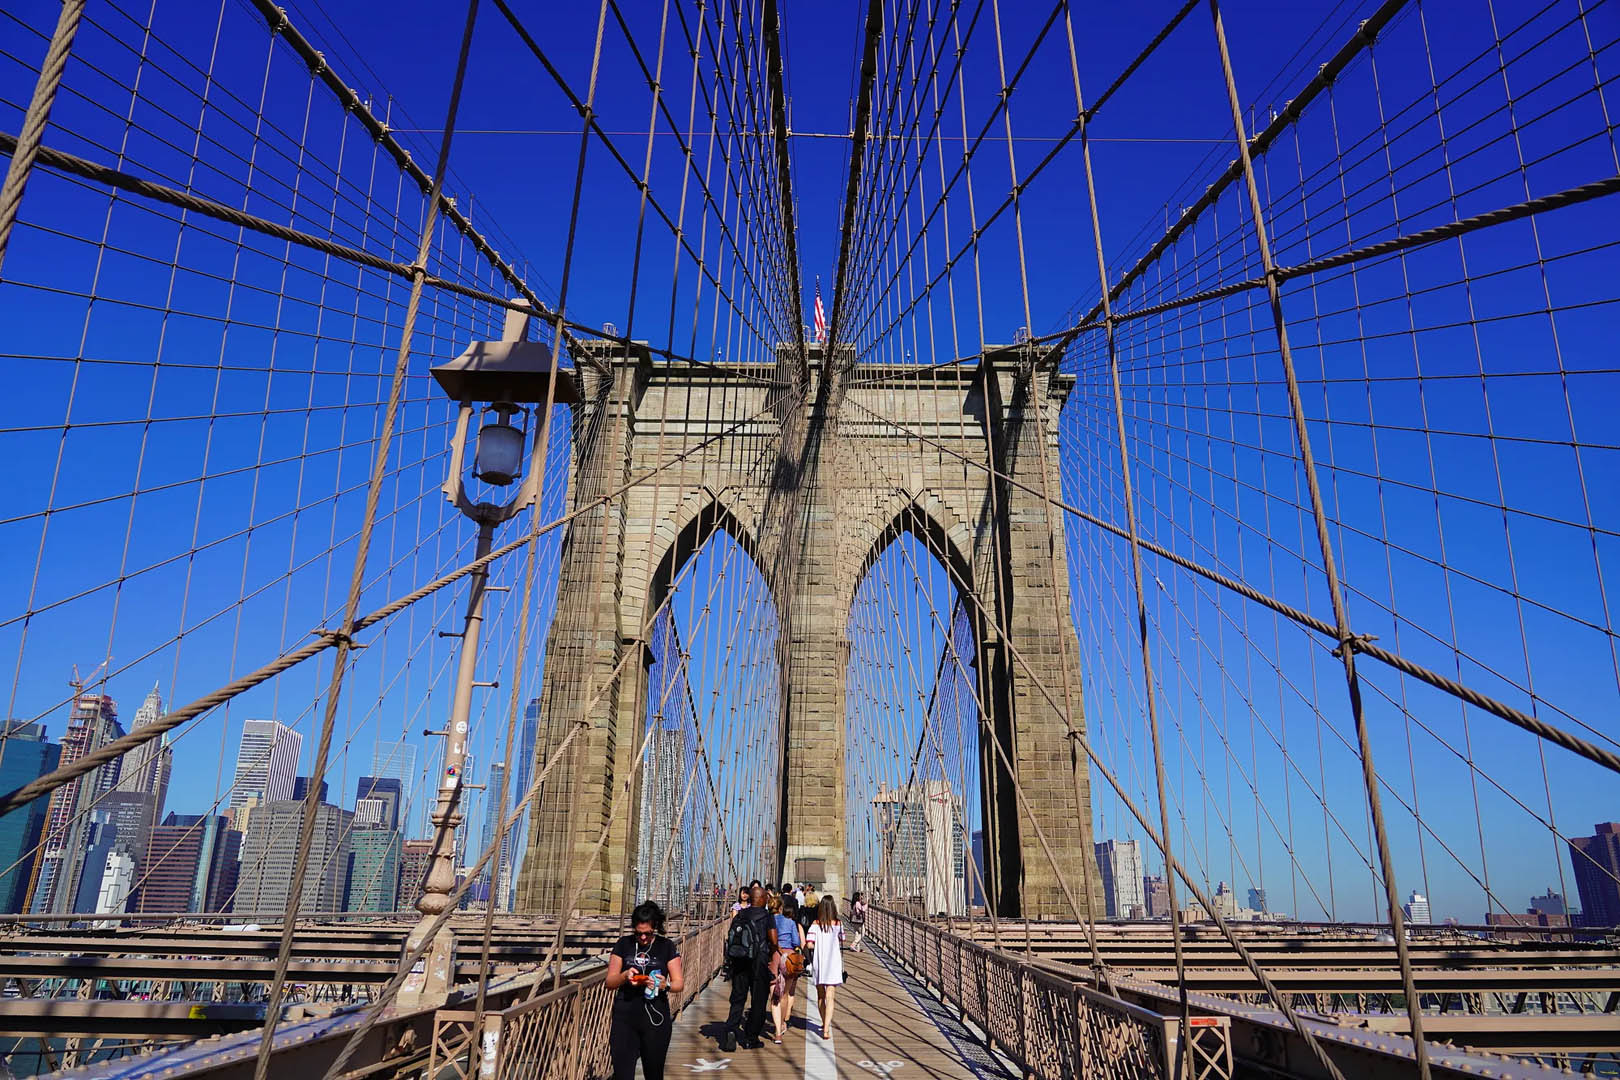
[
  {"xmin": 346, "ymin": 828, "xmax": 402, "ymax": 913},
  {"xmin": 291, "ymin": 775, "xmax": 328, "ymax": 803},
  {"xmin": 70, "ymin": 818, "xmax": 117, "ymax": 914},
  {"xmin": 1144, "ymin": 875, "xmax": 1170, "ymax": 918},
  {"xmin": 872, "ymin": 780, "xmax": 966, "ymax": 916},
  {"xmin": 82, "ymin": 790, "xmax": 161, "ymax": 919},
  {"xmin": 1093, "ymin": 839, "xmax": 1146, "ymax": 918},
  {"xmin": 969, "ymin": 830, "xmax": 986, "ymax": 909},
  {"xmin": 1247, "ymin": 886, "xmax": 1269, "ymax": 914},
  {"xmin": 400, "ymin": 839, "xmax": 433, "ymax": 909},
  {"xmin": 119, "ymin": 685, "xmax": 172, "ymax": 816},
  {"xmin": 372, "ymin": 739, "xmax": 418, "ymax": 783},
  {"xmin": 354, "ymin": 776, "xmax": 403, "ymax": 832},
  {"xmin": 515, "ymin": 699, "xmax": 542, "ymax": 803},
  {"xmin": 82, "ymin": 687, "xmax": 174, "ymax": 922},
  {"xmin": 135, "ymin": 814, "xmax": 240, "ymax": 916},
  {"xmin": 635, "ymin": 726, "xmax": 687, "ymax": 902},
  {"xmin": 1404, "ymin": 890, "xmax": 1432, "ymax": 925},
  {"xmin": 0, "ymin": 722, "xmax": 59, "ymax": 913},
  {"xmin": 372, "ymin": 739, "xmax": 418, "ymax": 835},
  {"xmin": 230, "ymin": 719, "xmax": 301, "ymax": 811},
  {"xmin": 33, "ymin": 693, "xmax": 123, "ymax": 913},
  {"xmin": 477, "ymin": 761, "xmax": 511, "ymax": 909},
  {"xmin": 236, "ymin": 799, "xmax": 353, "ymax": 917},
  {"xmin": 1569, "ymin": 823, "xmax": 1620, "ymax": 927},
  {"xmin": 1529, "ymin": 888, "xmax": 1566, "ymax": 917},
  {"xmin": 503, "ymin": 700, "xmax": 544, "ymax": 909}
]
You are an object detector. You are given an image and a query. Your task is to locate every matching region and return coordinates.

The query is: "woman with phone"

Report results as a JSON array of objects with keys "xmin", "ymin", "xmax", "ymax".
[{"xmin": 605, "ymin": 901, "xmax": 686, "ymax": 1080}]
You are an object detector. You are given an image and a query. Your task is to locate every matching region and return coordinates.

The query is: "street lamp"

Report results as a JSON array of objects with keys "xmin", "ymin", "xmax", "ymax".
[{"xmin": 398, "ymin": 300, "xmax": 577, "ymax": 1008}]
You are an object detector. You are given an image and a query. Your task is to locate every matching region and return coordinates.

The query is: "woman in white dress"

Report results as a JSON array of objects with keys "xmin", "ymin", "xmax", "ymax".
[{"xmin": 805, "ymin": 896, "xmax": 846, "ymax": 1039}]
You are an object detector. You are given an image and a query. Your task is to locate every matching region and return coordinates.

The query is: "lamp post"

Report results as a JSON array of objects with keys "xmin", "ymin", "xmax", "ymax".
[{"xmin": 398, "ymin": 301, "xmax": 578, "ymax": 1008}]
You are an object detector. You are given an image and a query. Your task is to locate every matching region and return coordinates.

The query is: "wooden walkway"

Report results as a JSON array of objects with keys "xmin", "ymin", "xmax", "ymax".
[{"xmin": 663, "ymin": 946, "xmax": 999, "ymax": 1079}]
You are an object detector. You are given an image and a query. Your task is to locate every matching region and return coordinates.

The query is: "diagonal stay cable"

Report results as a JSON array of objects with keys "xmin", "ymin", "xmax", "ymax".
[{"xmin": 841, "ymin": 395, "xmax": 1620, "ymax": 777}]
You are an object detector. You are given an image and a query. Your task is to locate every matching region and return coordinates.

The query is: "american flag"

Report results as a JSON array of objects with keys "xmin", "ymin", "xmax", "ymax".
[{"xmin": 813, "ymin": 280, "xmax": 827, "ymax": 342}]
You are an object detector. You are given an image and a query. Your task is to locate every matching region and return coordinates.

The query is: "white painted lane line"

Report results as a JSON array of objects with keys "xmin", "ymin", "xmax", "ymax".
[{"xmin": 805, "ymin": 991, "xmax": 838, "ymax": 1080}]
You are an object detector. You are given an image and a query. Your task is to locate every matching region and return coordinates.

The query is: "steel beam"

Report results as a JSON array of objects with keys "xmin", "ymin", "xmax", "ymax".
[
  {"xmin": 1355, "ymin": 1014, "xmax": 1620, "ymax": 1054},
  {"xmin": 0, "ymin": 1000, "xmax": 272, "ymax": 1039}
]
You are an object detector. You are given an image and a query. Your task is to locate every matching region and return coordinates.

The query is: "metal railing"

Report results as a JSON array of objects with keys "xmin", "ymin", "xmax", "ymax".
[
  {"xmin": 867, "ymin": 907, "xmax": 1231, "ymax": 1080},
  {"xmin": 429, "ymin": 917, "xmax": 726, "ymax": 1080}
]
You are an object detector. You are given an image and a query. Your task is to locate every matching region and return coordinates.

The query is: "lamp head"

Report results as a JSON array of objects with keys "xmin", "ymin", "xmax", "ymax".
[
  {"xmin": 474, "ymin": 403, "xmax": 526, "ymax": 486},
  {"xmin": 435, "ymin": 303, "xmax": 570, "ymax": 521},
  {"xmin": 430, "ymin": 339, "xmax": 580, "ymax": 406}
]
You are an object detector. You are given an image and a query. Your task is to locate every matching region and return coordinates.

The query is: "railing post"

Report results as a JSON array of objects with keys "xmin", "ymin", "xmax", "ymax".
[
  {"xmin": 1075, "ymin": 985, "xmax": 1091, "ymax": 1080},
  {"xmin": 478, "ymin": 1011, "xmax": 503, "ymax": 1080},
  {"xmin": 1017, "ymin": 966, "xmax": 1029, "ymax": 1072},
  {"xmin": 979, "ymin": 943, "xmax": 989, "ymax": 1033},
  {"xmin": 565, "ymin": 987, "xmax": 586, "ymax": 1080}
]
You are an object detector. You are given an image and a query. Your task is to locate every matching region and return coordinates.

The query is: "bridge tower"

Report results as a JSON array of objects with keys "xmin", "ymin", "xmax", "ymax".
[{"xmin": 516, "ymin": 344, "xmax": 1103, "ymax": 920}]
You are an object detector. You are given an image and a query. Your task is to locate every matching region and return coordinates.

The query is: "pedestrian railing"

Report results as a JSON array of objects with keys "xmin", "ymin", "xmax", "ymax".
[
  {"xmin": 867, "ymin": 907, "xmax": 1232, "ymax": 1080},
  {"xmin": 429, "ymin": 917, "xmax": 727, "ymax": 1080}
]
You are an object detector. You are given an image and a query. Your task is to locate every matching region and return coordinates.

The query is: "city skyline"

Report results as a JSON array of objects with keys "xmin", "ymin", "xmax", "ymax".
[
  {"xmin": 4, "ymin": 668, "xmax": 1615, "ymax": 925},
  {"xmin": 0, "ymin": 684, "xmax": 493, "ymax": 919}
]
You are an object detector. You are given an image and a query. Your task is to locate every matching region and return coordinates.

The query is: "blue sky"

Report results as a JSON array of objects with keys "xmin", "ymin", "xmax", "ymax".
[{"xmin": 0, "ymin": 0, "xmax": 1615, "ymax": 925}]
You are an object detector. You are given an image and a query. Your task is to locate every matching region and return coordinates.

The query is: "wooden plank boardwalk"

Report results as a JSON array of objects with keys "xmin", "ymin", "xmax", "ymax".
[{"xmin": 662, "ymin": 946, "xmax": 1000, "ymax": 1079}]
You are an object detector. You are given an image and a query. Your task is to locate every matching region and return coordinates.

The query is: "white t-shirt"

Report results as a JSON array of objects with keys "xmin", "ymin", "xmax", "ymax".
[{"xmin": 807, "ymin": 920, "xmax": 846, "ymax": 985}]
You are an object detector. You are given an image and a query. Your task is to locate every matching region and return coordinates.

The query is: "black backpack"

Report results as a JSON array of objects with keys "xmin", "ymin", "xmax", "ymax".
[{"xmin": 725, "ymin": 911, "xmax": 765, "ymax": 963}]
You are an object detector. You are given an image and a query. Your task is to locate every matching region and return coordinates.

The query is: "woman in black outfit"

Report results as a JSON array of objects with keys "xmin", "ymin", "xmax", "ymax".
[{"xmin": 605, "ymin": 900, "xmax": 686, "ymax": 1080}]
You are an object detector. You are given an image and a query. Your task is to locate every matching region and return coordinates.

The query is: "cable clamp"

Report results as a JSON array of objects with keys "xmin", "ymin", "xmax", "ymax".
[
  {"xmin": 314, "ymin": 627, "xmax": 364, "ymax": 649},
  {"xmin": 1331, "ymin": 632, "xmax": 1377, "ymax": 659}
]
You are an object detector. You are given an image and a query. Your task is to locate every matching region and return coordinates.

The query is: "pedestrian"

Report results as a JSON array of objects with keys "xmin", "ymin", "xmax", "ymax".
[
  {"xmin": 805, "ymin": 896, "xmax": 846, "ymax": 1040},
  {"xmin": 721, "ymin": 884, "xmax": 775, "ymax": 1051},
  {"xmin": 798, "ymin": 886, "xmax": 819, "ymax": 932},
  {"xmin": 730, "ymin": 884, "xmax": 750, "ymax": 914},
  {"xmin": 770, "ymin": 894, "xmax": 803, "ymax": 1044},
  {"xmin": 605, "ymin": 901, "xmax": 685, "ymax": 1080},
  {"xmin": 848, "ymin": 891, "xmax": 869, "ymax": 952}
]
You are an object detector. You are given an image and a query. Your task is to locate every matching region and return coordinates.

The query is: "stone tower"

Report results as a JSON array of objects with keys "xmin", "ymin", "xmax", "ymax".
[{"xmin": 515, "ymin": 344, "xmax": 1102, "ymax": 920}]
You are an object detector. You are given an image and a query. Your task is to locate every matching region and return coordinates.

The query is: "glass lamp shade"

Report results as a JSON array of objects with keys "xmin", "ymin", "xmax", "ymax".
[{"xmin": 474, "ymin": 419, "xmax": 525, "ymax": 486}]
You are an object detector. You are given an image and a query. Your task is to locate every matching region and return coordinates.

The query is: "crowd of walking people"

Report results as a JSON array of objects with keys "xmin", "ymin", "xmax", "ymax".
[
  {"xmin": 720, "ymin": 880, "xmax": 862, "ymax": 1051},
  {"xmin": 607, "ymin": 882, "xmax": 873, "ymax": 1076}
]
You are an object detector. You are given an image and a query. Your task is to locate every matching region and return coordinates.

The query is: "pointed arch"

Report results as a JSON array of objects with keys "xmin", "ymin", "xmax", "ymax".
[
  {"xmin": 630, "ymin": 486, "xmax": 768, "ymax": 621},
  {"xmin": 845, "ymin": 488, "xmax": 980, "ymax": 621}
]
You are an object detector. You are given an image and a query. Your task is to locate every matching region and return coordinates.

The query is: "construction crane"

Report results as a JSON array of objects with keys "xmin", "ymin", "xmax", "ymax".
[{"xmin": 67, "ymin": 658, "xmax": 110, "ymax": 706}]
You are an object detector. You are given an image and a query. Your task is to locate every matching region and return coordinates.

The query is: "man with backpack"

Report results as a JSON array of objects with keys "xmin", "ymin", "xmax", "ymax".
[{"xmin": 721, "ymin": 884, "xmax": 775, "ymax": 1051}]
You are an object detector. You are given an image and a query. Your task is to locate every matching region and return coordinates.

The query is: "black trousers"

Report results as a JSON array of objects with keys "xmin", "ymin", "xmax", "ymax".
[
  {"xmin": 725, "ymin": 959, "xmax": 770, "ymax": 1040},
  {"xmin": 611, "ymin": 999, "xmax": 672, "ymax": 1080}
]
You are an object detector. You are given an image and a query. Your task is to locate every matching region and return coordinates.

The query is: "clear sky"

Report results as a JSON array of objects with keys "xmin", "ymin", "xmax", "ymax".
[{"xmin": 0, "ymin": 0, "xmax": 1615, "ymax": 925}]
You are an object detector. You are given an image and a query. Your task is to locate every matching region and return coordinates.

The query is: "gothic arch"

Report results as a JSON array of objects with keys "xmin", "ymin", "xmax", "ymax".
[
  {"xmin": 630, "ymin": 486, "xmax": 768, "ymax": 622},
  {"xmin": 844, "ymin": 488, "xmax": 979, "ymax": 620}
]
